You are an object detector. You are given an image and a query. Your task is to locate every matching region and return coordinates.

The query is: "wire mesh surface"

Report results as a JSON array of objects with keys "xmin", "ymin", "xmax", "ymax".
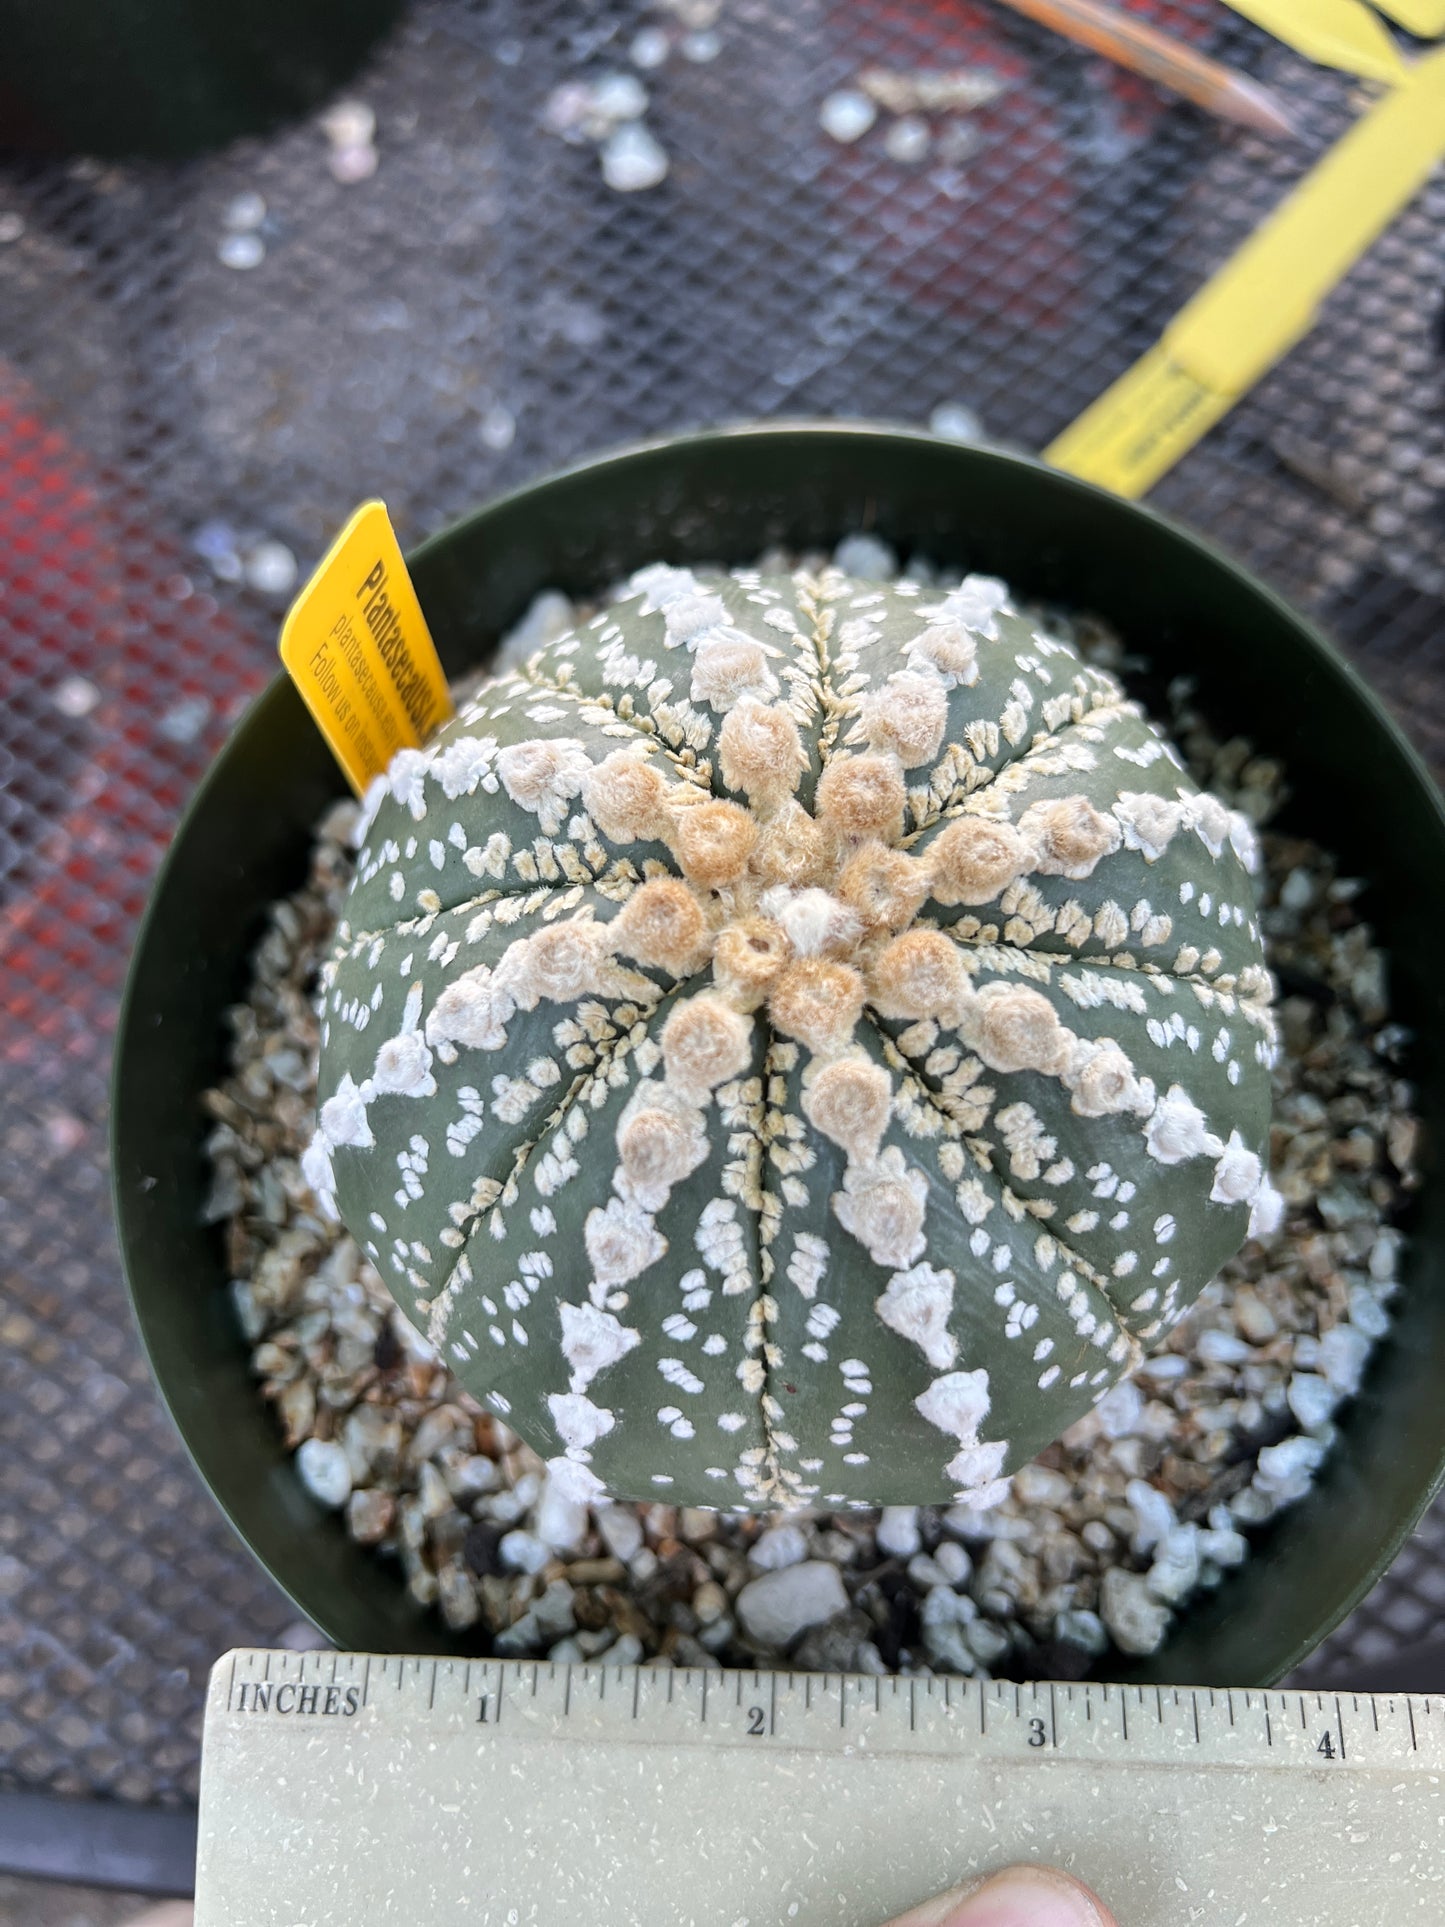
[{"xmin": 0, "ymin": 0, "xmax": 1442, "ymax": 1808}]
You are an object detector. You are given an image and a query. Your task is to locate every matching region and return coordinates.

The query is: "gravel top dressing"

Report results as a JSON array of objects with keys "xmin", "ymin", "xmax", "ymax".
[{"xmin": 203, "ymin": 545, "xmax": 1418, "ymax": 1675}]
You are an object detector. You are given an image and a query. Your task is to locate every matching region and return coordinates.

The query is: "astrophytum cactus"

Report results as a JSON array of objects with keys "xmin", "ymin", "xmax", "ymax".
[{"xmin": 304, "ymin": 563, "xmax": 1278, "ymax": 1512}]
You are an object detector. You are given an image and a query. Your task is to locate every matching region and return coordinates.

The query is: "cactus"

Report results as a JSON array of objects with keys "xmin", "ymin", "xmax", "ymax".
[{"xmin": 305, "ymin": 563, "xmax": 1277, "ymax": 1511}]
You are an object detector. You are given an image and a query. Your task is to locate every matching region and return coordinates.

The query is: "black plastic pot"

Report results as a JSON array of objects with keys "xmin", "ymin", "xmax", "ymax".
[
  {"xmin": 113, "ymin": 424, "xmax": 1445, "ymax": 1680},
  {"xmin": 0, "ymin": 0, "xmax": 402, "ymax": 160}
]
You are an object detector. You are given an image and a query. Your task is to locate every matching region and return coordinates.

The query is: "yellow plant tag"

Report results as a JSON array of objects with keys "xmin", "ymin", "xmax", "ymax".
[
  {"xmin": 1039, "ymin": 345, "xmax": 1233, "ymax": 499},
  {"xmin": 1371, "ymin": 0, "xmax": 1445, "ymax": 35},
  {"xmin": 1219, "ymin": 0, "xmax": 1409, "ymax": 82},
  {"xmin": 279, "ymin": 501, "xmax": 453, "ymax": 796},
  {"xmin": 1046, "ymin": 45, "xmax": 1445, "ymax": 498}
]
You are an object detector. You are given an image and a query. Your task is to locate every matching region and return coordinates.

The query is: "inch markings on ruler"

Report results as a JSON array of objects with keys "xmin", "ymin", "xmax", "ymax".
[{"xmin": 199, "ymin": 1650, "xmax": 1445, "ymax": 1925}]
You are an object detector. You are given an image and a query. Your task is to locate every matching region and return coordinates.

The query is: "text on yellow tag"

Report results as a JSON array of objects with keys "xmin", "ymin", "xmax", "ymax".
[{"xmin": 279, "ymin": 500, "xmax": 454, "ymax": 796}]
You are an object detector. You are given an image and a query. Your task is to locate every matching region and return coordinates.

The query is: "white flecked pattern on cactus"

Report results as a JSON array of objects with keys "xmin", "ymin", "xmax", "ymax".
[{"xmin": 308, "ymin": 565, "xmax": 1276, "ymax": 1510}]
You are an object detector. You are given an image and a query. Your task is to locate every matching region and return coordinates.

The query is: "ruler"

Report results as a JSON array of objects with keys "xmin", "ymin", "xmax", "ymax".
[{"xmin": 197, "ymin": 1649, "xmax": 1444, "ymax": 1924}]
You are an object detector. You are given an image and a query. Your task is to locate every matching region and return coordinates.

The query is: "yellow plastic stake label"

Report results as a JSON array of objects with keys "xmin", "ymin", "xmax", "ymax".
[
  {"xmin": 1046, "ymin": 45, "xmax": 1445, "ymax": 498},
  {"xmin": 1372, "ymin": 0, "xmax": 1445, "ymax": 35},
  {"xmin": 1039, "ymin": 346, "xmax": 1233, "ymax": 500},
  {"xmin": 1220, "ymin": 0, "xmax": 1409, "ymax": 82},
  {"xmin": 279, "ymin": 501, "xmax": 453, "ymax": 796}
]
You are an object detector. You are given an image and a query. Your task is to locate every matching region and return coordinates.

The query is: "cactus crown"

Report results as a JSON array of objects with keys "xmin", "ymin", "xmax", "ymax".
[{"xmin": 306, "ymin": 564, "xmax": 1276, "ymax": 1512}]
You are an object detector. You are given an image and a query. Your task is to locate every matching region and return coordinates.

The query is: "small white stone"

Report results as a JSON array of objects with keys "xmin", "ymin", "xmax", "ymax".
[
  {"xmin": 1099, "ymin": 1567, "xmax": 1171, "ymax": 1655},
  {"xmin": 1091, "ymin": 1378, "xmax": 1143, "ymax": 1440},
  {"xmin": 601, "ymin": 123, "xmax": 670, "ymax": 192},
  {"xmin": 0, "ymin": 212, "xmax": 25, "ymax": 244},
  {"xmin": 1229, "ymin": 1485, "xmax": 1278, "ymax": 1526},
  {"xmin": 693, "ymin": 1580, "xmax": 728, "ymax": 1624},
  {"xmin": 245, "ymin": 541, "xmax": 298, "ymax": 595},
  {"xmin": 907, "ymin": 1553, "xmax": 947, "ymax": 1589},
  {"xmin": 965, "ymin": 1618, "xmax": 1010, "ymax": 1665},
  {"xmin": 596, "ymin": 1506, "xmax": 644, "ymax": 1563},
  {"xmin": 1370, "ymin": 1230, "xmax": 1401, "ymax": 1284},
  {"xmin": 833, "ymin": 532, "xmax": 897, "ymax": 580},
  {"xmin": 1196, "ymin": 1328, "xmax": 1251, "ymax": 1367},
  {"xmin": 53, "ymin": 675, "xmax": 101, "ymax": 719},
  {"xmin": 445, "ymin": 1454, "xmax": 498, "ymax": 1499},
  {"xmin": 820, "ymin": 89, "xmax": 877, "ymax": 143},
  {"xmin": 480, "ymin": 403, "xmax": 516, "ymax": 451},
  {"xmin": 330, "ymin": 143, "xmax": 379, "ymax": 185},
  {"xmin": 295, "ymin": 1438, "xmax": 351, "ymax": 1509},
  {"xmin": 534, "ymin": 1476, "xmax": 589, "ymax": 1554},
  {"xmin": 1256, "ymin": 1432, "xmax": 1328, "ymax": 1491},
  {"xmin": 321, "ymin": 99, "xmax": 376, "ymax": 147},
  {"xmin": 218, "ymin": 232, "xmax": 264, "ymax": 270},
  {"xmin": 929, "ymin": 401, "xmax": 984, "ymax": 442},
  {"xmin": 630, "ymin": 26, "xmax": 670, "ymax": 68},
  {"xmin": 1286, "ymin": 1372, "xmax": 1339, "ymax": 1432},
  {"xmin": 1347, "ymin": 1285, "xmax": 1390, "ymax": 1339},
  {"xmin": 1055, "ymin": 1607, "xmax": 1108, "ymax": 1655},
  {"xmin": 1012, "ymin": 1463, "xmax": 1072, "ymax": 1507},
  {"xmin": 533, "ymin": 1580, "xmax": 577, "ymax": 1638},
  {"xmin": 1137, "ymin": 1353, "xmax": 1189, "ymax": 1382},
  {"xmin": 943, "ymin": 1503, "xmax": 1030, "ymax": 1543},
  {"xmin": 736, "ymin": 1561, "xmax": 848, "ymax": 1648},
  {"xmin": 934, "ymin": 1539, "xmax": 972, "ymax": 1586},
  {"xmin": 1232, "ymin": 1289, "xmax": 1277, "ymax": 1342},
  {"xmin": 920, "ymin": 1582, "xmax": 976, "ymax": 1629},
  {"xmin": 591, "ymin": 72, "xmax": 649, "ymax": 121},
  {"xmin": 499, "ymin": 1529, "xmax": 551, "ymax": 1575},
  {"xmin": 749, "ymin": 1522, "xmax": 808, "ymax": 1571},
  {"xmin": 919, "ymin": 1583, "xmax": 978, "ymax": 1670},
  {"xmin": 875, "ymin": 1506, "xmax": 922, "ymax": 1559},
  {"xmin": 1319, "ymin": 1323, "xmax": 1371, "ymax": 1395},
  {"xmin": 1124, "ymin": 1477, "xmax": 1174, "ymax": 1556},
  {"xmin": 417, "ymin": 1462, "xmax": 453, "ymax": 1519},
  {"xmin": 1198, "ymin": 1523, "xmax": 1248, "ymax": 1568},
  {"xmin": 1146, "ymin": 1524, "xmax": 1200, "ymax": 1604},
  {"xmin": 884, "ymin": 115, "xmax": 930, "ymax": 163},
  {"xmin": 681, "ymin": 30, "xmax": 722, "ymax": 60},
  {"xmin": 224, "ymin": 191, "xmax": 267, "ymax": 230}
]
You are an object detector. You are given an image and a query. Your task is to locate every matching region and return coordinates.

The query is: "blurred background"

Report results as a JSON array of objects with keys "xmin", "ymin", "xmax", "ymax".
[{"xmin": 0, "ymin": 0, "xmax": 1442, "ymax": 1916}]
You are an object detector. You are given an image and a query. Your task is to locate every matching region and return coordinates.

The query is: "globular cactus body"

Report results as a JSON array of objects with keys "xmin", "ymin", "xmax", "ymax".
[{"xmin": 306, "ymin": 565, "xmax": 1276, "ymax": 1511}]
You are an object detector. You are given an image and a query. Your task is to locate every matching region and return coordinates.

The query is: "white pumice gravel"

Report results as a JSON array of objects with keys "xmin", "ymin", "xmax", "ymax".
[
  {"xmin": 736, "ymin": 1562, "xmax": 850, "ymax": 1647},
  {"xmin": 204, "ymin": 543, "xmax": 1419, "ymax": 1675},
  {"xmin": 876, "ymin": 1506, "xmax": 922, "ymax": 1560},
  {"xmin": 819, "ymin": 91, "xmax": 878, "ymax": 144},
  {"xmin": 600, "ymin": 123, "xmax": 670, "ymax": 193},
  {"xmin": 748, "ymin": 1524, "xmax": 809, "ymax": 1572}
]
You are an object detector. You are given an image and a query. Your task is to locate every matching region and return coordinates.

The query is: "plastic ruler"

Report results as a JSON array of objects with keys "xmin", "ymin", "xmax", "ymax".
[{"xmin": 195, "ymin": 1648, "xmax": 1445, "ymax": 1924}]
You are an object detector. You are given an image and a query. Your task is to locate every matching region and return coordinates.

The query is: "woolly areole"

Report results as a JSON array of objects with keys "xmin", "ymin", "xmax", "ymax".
[{"xmin": 307, "ymin": 563, "xmax": 1277, "ymax": 1511}]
